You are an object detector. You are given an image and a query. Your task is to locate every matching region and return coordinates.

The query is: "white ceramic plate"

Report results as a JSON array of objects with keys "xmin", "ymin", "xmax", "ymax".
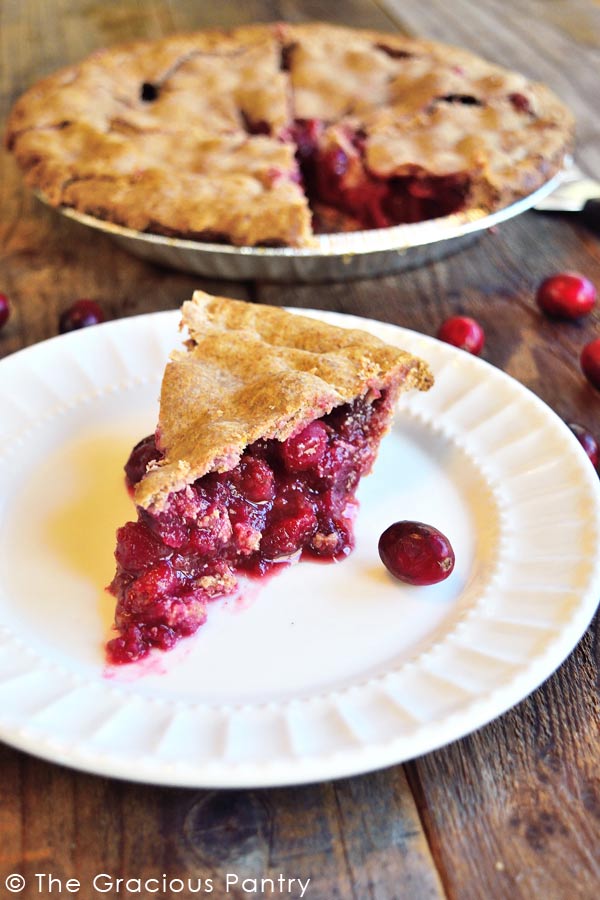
[{"xmin": 0, "ymin": 310, "xmax": 599, "ymax": 788}]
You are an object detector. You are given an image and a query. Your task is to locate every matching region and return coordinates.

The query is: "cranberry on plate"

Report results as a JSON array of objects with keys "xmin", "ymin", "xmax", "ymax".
[
  {"xmin": 535, "ymin": 272, "xmax": 596, "ymax": 319},
  {"xmin": 437, "ymin": 316, "xmax": 485, "ymax": 355},
  {"xmin": 59, "ymin": 299, "xmax": 106, "ymax": 333},
  {"xmin": 378, "ymin": 520, "xmax": 455, "ymax": 586}
]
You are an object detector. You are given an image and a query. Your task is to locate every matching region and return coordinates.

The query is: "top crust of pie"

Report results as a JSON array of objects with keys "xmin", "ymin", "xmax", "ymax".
[
  {"xmin": 135, "ymin": 292, "xmax": 433, "ymax": 511},
  {"xmin": 6, "ymin": 22, "xmax": 574, "ymax": 247}
]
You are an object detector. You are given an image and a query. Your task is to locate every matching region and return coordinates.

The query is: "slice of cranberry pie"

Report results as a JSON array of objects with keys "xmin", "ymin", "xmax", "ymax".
[{"xmin": 107, "ymin": 293, "xmax": 433, "ymax": 663}]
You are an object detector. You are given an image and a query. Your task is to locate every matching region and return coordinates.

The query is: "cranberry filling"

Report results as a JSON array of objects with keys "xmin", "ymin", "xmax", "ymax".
[
  {"xmin": 508, "ymin": 92, "xmax": 532, "ymax": 114},
  {"xmin": 240, "ymin": 110, "xmax": 271, "ymax": 136},
  {"xmin": 291, "ymin": 119, "xmax": 470, "ymax": 231},
  {"xmin": 124, "ymin": 434, "xmax": 163, "ymax": 489},
  {"xmin": 108, "ymin": 391, "xmax": 394, "ymax": 663}
]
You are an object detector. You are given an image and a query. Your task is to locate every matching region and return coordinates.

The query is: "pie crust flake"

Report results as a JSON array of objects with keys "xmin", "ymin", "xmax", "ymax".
[
  {"xmin": 107, "ymin": 292, "xmax": 433, "ymax": 663},
  {"xmin": 6, "ymin": 23, "xmax": 573, "ymax": 247}
]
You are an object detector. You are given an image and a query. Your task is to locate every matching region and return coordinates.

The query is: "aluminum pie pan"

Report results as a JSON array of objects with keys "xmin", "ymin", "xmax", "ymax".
[{"xmin": 36, "ymin": 171, "xmax": 563, "ymax": 283}]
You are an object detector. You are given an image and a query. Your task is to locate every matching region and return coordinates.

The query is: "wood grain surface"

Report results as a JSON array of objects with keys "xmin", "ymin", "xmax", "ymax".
[{"xmin": 1, "ymin": 2, "xmax": 600, "ymax": 899}]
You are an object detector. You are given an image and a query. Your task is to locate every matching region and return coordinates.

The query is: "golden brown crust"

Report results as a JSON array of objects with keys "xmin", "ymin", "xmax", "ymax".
[
  {"xmin": 135, "ymin": 292, "xmax": 433, "ymax": 511},
  {"xmin": 6, "ymin": 22, "xmax": 574, "ymax": 246}
]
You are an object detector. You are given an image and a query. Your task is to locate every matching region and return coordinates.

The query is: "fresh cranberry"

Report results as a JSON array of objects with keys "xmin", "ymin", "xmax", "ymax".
[
  {"xmin": 124, "ymin": 434, "xmax": 162, "ymax": 487},
  {"xmin": 437, "ymin": 316, "xmax": 485, "ymax": 355},
  {"xmin": 568, "ymin": 423, "xmax": 599, "ymax": 468},
  {"xmin": 536, "ymin": 272, "xmax": 596, "ymax": 319},
  {"xmin": 581, "ymin": 338, "xmax": 600, "ymax": 390},
  {"xmin": 0, "ymin": 293, "xmax": 10, "ymax": 331},
  {"xmin": 378, "ymin": 521, "xmax": 455, "ymax": 585},
  {"xmin": 59, "ymin": 299, "xmax": 106, "ymax": 333},
  {"xmin": 280, "ymin": 421, "xmax": 329, "ymax": 473}
]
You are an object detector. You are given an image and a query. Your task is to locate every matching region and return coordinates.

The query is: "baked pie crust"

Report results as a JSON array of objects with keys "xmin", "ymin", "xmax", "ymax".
[
  {"xmin": 107, "ymin": 292, "xmax": 432, "ymax": 662},
  {"xmin": 6, "ymin": 23, "xmax": 573, "ymax": 247}
]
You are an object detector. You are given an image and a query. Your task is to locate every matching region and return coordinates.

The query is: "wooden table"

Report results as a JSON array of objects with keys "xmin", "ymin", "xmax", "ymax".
[{"xmin": 1, "ymin": 2, "xmax": 600, "ymax": 897}]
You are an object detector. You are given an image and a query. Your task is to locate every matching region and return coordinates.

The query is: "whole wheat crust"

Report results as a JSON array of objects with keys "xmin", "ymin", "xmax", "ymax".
[{"xmin": 135, "ymin": 291, "xmax": 433, "ymax": 511}]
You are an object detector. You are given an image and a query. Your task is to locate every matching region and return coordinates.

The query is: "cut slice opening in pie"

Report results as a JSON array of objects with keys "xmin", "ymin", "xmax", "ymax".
[
  {"xmin": 107, "ymin": 293, "xmax": 433, "ymax": 664},
  {"xmin": 292, "ymin": 118, "xmax": 474, "ymax": 233}
]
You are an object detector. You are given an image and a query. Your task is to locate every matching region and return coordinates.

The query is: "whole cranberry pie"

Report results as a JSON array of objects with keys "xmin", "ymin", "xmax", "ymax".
[
  {"xmin": 6, "ymin": 23, "xmax": 573, "ymax": 246},
  {"xmin": 107, "ymin": 293, "xmax": 433, "ymax": 663}
]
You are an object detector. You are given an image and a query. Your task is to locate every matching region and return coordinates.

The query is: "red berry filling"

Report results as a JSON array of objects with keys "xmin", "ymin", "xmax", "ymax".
[
  {"xmin": 291, "ymin": 120, "xmax": 470, "ymax": 232},
  {"xmin": 240, "ymin": 110, "xmax": 272, "ymax": 136},
  {"xmin": 124, "ymin": 434, "xmax": 163, "ymax": 490},
  {"xmin": 108, "ymin": 391, "xmax": 394, "ymax": 663},
  {"xmin": 508, "ymin": 92, "xmax": 532, "ymax": 114}
]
